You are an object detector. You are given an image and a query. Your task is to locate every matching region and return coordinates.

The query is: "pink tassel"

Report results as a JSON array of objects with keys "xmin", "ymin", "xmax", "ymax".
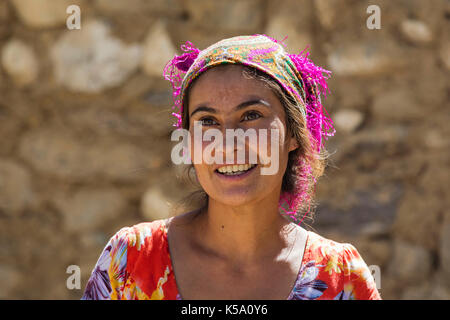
[
  {"xmin": 163, "ymin": 41, "xmax": 200, "ymax": 128},
  {"xmin": 262, "ymin": 35, "xmax": 336, "ymax": 224},
  {"xmin": 287, "ymin": 49, "xmax": 335, "ymax": 153}
]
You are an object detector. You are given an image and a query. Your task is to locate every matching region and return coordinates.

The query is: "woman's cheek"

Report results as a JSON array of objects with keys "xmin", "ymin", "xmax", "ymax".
[{"xmin": 188, "ymin": 131, "xmax": 206, "ymax": 165}]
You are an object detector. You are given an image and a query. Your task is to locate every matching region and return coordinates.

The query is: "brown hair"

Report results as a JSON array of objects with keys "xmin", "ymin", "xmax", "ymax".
[{"xmin": 171, "ymin": 65, "xmax": 330, "ymax": 223}]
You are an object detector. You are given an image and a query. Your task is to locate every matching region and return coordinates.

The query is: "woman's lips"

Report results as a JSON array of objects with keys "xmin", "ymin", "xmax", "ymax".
[{"xmin": 214, "ymin": 164, "xmax": 258, "ymax": 181}]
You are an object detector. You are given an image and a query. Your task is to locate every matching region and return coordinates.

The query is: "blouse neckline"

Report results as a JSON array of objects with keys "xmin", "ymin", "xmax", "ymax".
[{"xmin": 162, "ymin": 218, "xmax": 311, "ymax": 300}]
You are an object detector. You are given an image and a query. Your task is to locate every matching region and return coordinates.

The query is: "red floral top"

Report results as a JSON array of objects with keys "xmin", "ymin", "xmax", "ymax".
[{"xmin": 81, "ymin": 219, "xmax": 381, "ymax": 300}]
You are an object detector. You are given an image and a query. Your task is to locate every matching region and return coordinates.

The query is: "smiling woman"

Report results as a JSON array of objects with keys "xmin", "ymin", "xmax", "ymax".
[
  {"xmin": 81, "ymin": 35, "xmax": 381, "ymax": 300},
  {"xmin": 180, "ymin": 64, "xmax": 321, "ymax": 215}
]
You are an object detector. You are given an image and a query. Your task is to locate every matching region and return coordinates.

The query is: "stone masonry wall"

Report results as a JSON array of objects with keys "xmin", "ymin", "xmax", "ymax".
[{"xmin": 0, "ymin": 0, "xmax": 448, "ymax": 299}]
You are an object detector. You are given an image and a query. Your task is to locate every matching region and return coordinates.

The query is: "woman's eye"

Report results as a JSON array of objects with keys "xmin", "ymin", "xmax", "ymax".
[
  {"xmin": 243, "ymin": 111, "xmax": 261, "ymax": 121},
  {"xmin": 199, "ymin": 117, "xmax": 218, "ymax": 126}
]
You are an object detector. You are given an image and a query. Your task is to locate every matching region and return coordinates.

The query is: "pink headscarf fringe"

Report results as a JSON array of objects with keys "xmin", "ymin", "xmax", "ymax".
[{"xmin": 163, "ymin": 41, "xmax": 200, "ymax": 128}]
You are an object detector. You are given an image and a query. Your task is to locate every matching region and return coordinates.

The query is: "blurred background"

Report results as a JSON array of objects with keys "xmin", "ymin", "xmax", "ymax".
[{"xmin": 0, "ymin": 0, "xmax": 448, "ymax": 299}]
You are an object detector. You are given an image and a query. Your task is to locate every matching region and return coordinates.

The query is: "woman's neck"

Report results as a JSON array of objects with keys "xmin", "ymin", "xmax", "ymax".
[{"xmin": 193, "ymin": 194, "xmax": 296, "ymax": 265}]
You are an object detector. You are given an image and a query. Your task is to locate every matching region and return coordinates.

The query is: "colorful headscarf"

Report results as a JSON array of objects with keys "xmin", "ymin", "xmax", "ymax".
[{"xmin": 163, "ymin": 34, "xmax": 336, "ymax": 224}]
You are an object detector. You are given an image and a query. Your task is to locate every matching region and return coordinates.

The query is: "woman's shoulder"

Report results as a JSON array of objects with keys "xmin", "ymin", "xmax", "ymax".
[
  {"xmin": 82, "ymin": 219, "xmax": 174, "ymax": 300},
  {"xmin": 305, "ymin": 230, "xmax": 355, "ymax": 259},
  {"xmin": 306, "ymin": 231, "xmax": 374, "ymax": 270},
  {"xmin": 305, "ymin": 230, "xmax": 372, "ymax": 275},
  {"xmin": 298, "ymin": 230, "xmax": 381, "ymax": 300},
  {"xmin": 109, "ymin": 219, "xmax": 169, "ymax": 254}
]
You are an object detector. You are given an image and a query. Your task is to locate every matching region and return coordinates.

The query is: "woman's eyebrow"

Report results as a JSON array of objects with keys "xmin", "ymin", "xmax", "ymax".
[{"xmin": 190, "ymin": 99, "xmax": 271, "ymax": 118}]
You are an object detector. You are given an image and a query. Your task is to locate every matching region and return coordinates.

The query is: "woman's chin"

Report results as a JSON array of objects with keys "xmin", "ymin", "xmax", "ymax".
[{"xmin": 209, "ymin": 189, "xmax": 262, "ymax": 207}]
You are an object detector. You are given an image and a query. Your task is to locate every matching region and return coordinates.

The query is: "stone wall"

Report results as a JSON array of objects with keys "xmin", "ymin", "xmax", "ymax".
[{"xmin": 0, "ymin": 0, "xmax": 448, "ymax": 299}]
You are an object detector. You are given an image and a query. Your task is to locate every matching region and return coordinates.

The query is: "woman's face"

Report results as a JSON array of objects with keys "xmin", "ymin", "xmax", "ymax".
[{"xmin": 187, "ymin": 65, "xmax": 298, "ymax": 207}]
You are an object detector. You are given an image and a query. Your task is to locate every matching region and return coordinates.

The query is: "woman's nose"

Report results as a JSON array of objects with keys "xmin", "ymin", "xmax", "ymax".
[{"xmin": 220, "ymin": 126, "xmax": 255, "ymax": 164}]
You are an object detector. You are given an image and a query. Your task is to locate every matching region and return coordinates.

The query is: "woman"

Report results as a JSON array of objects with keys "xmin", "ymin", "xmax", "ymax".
[{"xmin": 81, "ymin": 35, "xmax": 381, "ymax": 300}]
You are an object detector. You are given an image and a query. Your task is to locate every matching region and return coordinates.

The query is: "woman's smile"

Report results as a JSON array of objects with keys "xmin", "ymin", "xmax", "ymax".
[{"xmin": 214, "ymin": 163, "xmax": 258, "ymax": 181}]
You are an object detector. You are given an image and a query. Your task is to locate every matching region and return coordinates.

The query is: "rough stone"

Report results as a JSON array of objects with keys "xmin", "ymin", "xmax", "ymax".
[
  {"xmin": 418, "ymin": 159, "xmax": 450, "ymax": 203},
  {"xmin": 183, "ymin": 0, "xmax": 263, "ymax": 31},
  {"xmin": 51, "ymin": 20, "xmax": 142, "ymax": 93},
  {"xmin": 393, "ymin": 188, "xmax": 442, "ymax": 251},
  {"xmin": 401, "ymin": 282, "xmax": 431, "ymax": 300},
  {"xmin": 401, "ymin": 274, "xmax": 450, "ymax": 300},
  {"xmin": 0, "ymin": 1, "xmax": 11, "ymax": 40},
  {"xmin": 366, "ymin": 240, "xmax": 391, "ymax": 268},
  {"xmin": 1, "ymin": 39, "xmax": 38, "ymax": 87},
  {"xmin": 126, "ymin": 104, "xmax": 174, "ymax": 137},
  {"xmin": 265, "ymin": 16, "xmax": 311, "ymax": 53},
  {"xmin": 265, "ymin": 0, "xmax": 313, "ymax": 52},
  {"xmin": 95, "ymin": 0, "xmax": 145, "ymax": 13},
  {"xmin": 62, "ymin": 101, "xmax": 173, "ymax": 138},
  {"xmin": 140, "ymin": 187, "xmax": 172, "ymax": 221},
  {"xmin": 440, "ymin": 42, "xmax": 450, "ymax": 71},
  {"xmin": 400, "ymin": 19, "xmax": 433, "ymax": 45},
  {"xmin": 408, "ymin": 52, "xmax": 447, "ymax": 108},
  {"xmin": 429, "ymin": 283, "xmax": 450, "ymax": 299},
  {"xmin": 352, "ymin": 238, "xmax": 392, "ymax": 268},
  {"xmin": 397, "ymin": 0, "xmax": 446, "ymax": 32},
  {"xmin": 334, "ymin": 80, "xmax": 369, "ymax": 110},
  {"xmin": 0, "ymin": 107, "xmax": 24, "ymax": 156},
  {"xmin": 63, "ymin": 106, "xmax": 137, "ymax": 137},
  {"xmin": 371, "ymin": 89, "xmax": 423, "ymax": 122},
  {"xmin": 11, "ymin": 0, "xmax": 84, "ymax": 28},
  {"xmin": 18, "ymin": 128, "xmax": 157, "ymax": 182},
  {"xmin": 332, "ymin": 109, "xmax": 364, "ymax": 133},
  {"xmin": 314, "ymin": 187, "xmax": 399, "ymax": 238},
  {"xmin": 313, "ymin": 0, "xmax": 339, "ymax": 30},
  {"xmin": 53, "ymin": 188, "xmax": 127, "ymax": 233},
  {"xmin": 388, "ymin": 239, "xmax": 432, "ymax": 285},
  {"xmin": 0, "ymin": 159, "xmax": 34, "ymax": 213},
  {"xmin": 95, "ymin": 0, "xmax": 182, "ymax": 15},
  {"xmin": 331, "ymin": 124, "xmax": 409, "ymax": 166},
  {"xmin": 422, "ymin": 128, "xmax": 449, "ymax": 150},
  {"xmin": 79, "ymin": 231, "xmax": 109, "ymax": 250},
  {"xmin": 440, "ymin": 222, "xmax": 450, "ymax": 280},
  {"xmin": 327, "ymin": 41, "xmax": 406, "ymax": 76},
  {"xmin": 0, "ymin": 265, "xmax": 22, "ymax": 298},
  {"xmin": 141, "ymin": 21, "xmax": 177, "ymax": 78}
]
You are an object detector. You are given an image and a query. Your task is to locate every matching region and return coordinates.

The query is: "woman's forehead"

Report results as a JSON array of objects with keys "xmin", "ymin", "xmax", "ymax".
[
  {"xmin": 194, "ymin": 65, "xmax": 251, "ymax": 85},
  {"xmin": 189, "ymin": 65, "xmax": 272, "ymax": 100}
]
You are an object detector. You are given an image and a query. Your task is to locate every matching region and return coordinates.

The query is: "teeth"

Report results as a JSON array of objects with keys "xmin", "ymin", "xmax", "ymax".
[{"xmin": 217, "ymin": 164, "xmax": 256, "ymax": 174}]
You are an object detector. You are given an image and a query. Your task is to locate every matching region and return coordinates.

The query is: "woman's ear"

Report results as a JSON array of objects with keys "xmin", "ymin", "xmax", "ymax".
[{"xmin": 288, "ymin": 136, "xmax": 299, "ymax": 152}]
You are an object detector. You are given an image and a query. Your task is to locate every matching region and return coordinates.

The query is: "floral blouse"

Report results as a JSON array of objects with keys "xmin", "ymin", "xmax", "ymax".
[{"xmin": 81, "ymin": 219, "xmax": 381, "ymax": 300}]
